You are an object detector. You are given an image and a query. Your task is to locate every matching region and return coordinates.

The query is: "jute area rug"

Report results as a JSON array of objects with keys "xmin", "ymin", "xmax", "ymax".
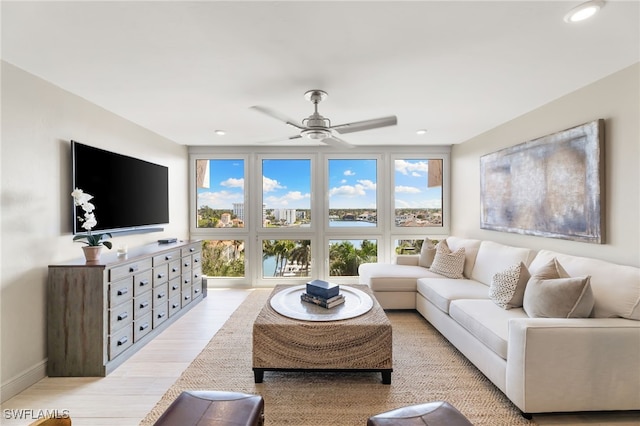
[{"xmin": 141, "ymin": 289, "xmax": 535, "ymax": 426}]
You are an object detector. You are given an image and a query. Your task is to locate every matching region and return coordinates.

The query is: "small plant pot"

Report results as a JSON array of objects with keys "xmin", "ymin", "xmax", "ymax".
[{"xmin": 82, "ymin": 246, "xmax": 103, "ymax": 263}]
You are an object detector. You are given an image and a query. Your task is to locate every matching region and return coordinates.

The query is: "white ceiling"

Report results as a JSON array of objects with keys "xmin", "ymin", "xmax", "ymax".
[{"xmin": 2, "ymin": 1, "xmax": 639, "ymax": 147}]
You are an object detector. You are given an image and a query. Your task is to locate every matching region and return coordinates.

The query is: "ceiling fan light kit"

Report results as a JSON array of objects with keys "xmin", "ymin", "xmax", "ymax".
[{"xmin": 250, "ymin": 89, "xmax": 397, "ymax": 149}]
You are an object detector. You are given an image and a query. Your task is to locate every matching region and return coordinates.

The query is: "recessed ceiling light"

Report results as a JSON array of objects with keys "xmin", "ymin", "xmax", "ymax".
[
  {"xmin": 416, "ymin": 129, "xmax": 428, "ymax": 135},
  {"xmin": 564, "ymin": 0, "xmax": 604, "ymax": 23},
  {"xmin": 214, "ymin": 130, "xmax": 226, "ymax": 136}
]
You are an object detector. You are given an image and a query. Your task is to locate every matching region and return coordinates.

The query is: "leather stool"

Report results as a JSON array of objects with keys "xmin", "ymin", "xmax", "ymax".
[
  {"xmin": 367, "ymin": 401, "xmax": 472, "ymax": 426},
  {"xmin": 153, "ymin": 390, "xmax": 264, "ymax": 426}
]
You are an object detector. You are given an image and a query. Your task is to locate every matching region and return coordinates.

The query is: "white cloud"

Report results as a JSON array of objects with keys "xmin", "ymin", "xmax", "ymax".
[
  {"xmin": 344, "ymin": 170, "xmax": 356, "ymax": 176},
  {"xmin": 263, "ymin": 176, "xmax": 285, "ymax": 192},
  {"xmin": 197, "ymin": 190, "xmax": 243, "ymax": 208},
  {"xmin": 330, "ymin": 180, "xmax": 376, "ymax": 198},
  {"xmin": 357, "ymin": 179, "xmax": 376, "ymax": 190},
  {"xmin": 395, "ymin": 185, "xmax": 421, "ymax": 193},
  {"xmin": 220, "ymin": 177, "xmax": 244, "ymax": 189},
  {"xmin": 264, "ymin": 191, "xmax": 310, "ymax": 208},
  {"xmin": 395, "ymin": 159, "xmax": 428, "ymax": 175},
  {"xmin": 340, "ymin": 179, "xmax": 347, "ymax": 184}
]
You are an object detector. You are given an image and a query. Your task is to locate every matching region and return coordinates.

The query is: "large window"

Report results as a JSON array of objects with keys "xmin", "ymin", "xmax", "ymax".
[
  {"xmin": 394, "ymin": 159, "xmax": 442, "ymax": 228},
  {"xmin": 190, "ymin": 147, "xmax": 449, "ymax": 287},
  {"xmin": 328, "ymin": 159, "xmax": 377, "ymax": 227},
  {"xmin": 196, "ymin": 159, "xmax": 245, "ymax": 228}
]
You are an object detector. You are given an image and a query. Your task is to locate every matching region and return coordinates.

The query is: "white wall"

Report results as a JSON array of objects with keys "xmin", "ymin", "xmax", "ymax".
[
  {"xmin": 0, "ymin": 61, "xmax": 189, "ymax": 401},
  {"xmin": 451, "ymin": 63, "xmax": 639, "ymax": 267}
]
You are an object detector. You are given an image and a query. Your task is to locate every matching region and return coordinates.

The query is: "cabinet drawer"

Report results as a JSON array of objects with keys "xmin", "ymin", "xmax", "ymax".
[
  {"xmin": 153, "ymin": 264, "xmax": 169, "ymax": 287},
  {"xmin": 134, "ymin": 292, "xmax": 153, "ymax": 319},
  {"xmin": 181, "ymin": 244, "xmax": 201, "ymax": 257},
  {"xmin": 168, "ymin": 259, "xmax": 181, "ymax": 280},
  {"xmin": 152, "ymin": 250, "xmax": 180, "ymax": 266},
  {"xmin": 134, "ymin": 313, "xmax": 153, "ymax": 342},
  {"xmin": 168, "ymin": 294, "xmax": 181, "ymax": 317},
  {"xmin": 153, "ymin": 301, "xmax": 169, "ymax": 328},
  {"xmin": 181, "ymin": 256, "xmax": 191, "ymax": 270},
  {"xmin": 169, "ymin": 277, "xmax": 181, "ymax": 297},
  {"xmin": 109, "ymin": 258, "xmax": 152, "ymax": 282},
  {"xmin": 192, "ymin": 252, "xmax": 201, "ymax": 268},
  {"xmin": 134, "ymin": 270, "xmax": 153, "ymax": 297},
  {"xmin": 109, "ymin": 326, "xmax": 133, "ymax": 360},
  {"xmin": 109, "ymin": 279, "xmax": 133, "ymax": 308},
  {"xmin": 109, "ymin": 301, "xmax": 133, "ymax": 333},
  {"xmin": 192, "ymin": 283, "xmax": 203, "ymax": 300},
  {"xmin": 192, "ymin": 267, "xmax": 202, "ymax": 285},
  {"xmin": 181, "ymin": 272, "xmax": 192, "ymax": 290},
  {"xmin": 153, "ymin": 283, "xmax": 169, "ymax": 307},
  {"xmin": 182, "ymin": 288, "xmax": 193, "ymax": 307}
]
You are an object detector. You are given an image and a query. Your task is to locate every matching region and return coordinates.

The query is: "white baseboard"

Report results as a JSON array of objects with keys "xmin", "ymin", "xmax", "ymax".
[{"xmin": 1, "ymin": 359, "xmax": 47, "ymax": 403}]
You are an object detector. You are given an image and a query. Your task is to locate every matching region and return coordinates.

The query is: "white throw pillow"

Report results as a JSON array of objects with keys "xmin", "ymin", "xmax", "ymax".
[
  {"xmin": 489, "ymin": 262, "xmax": 530, "ymax": 309},
  {"xmin": 418, "ymin": 238, "xmax": 437, "ymax": 268},
  {"xmin": 429, "ymin": 240, "xmax": 465, "ymax": 279}
]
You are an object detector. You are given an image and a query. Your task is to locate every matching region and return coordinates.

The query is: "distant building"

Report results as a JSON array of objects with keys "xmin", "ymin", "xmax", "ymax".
[{"xmin": 233, "ymin": 203, "xmax": 244, "ymax": 221}]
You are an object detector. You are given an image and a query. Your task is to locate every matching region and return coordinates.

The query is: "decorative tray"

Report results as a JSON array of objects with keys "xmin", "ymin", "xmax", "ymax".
[{"xmin": 269, "ymin": 285, "xmax": 373, "ymax": 322}]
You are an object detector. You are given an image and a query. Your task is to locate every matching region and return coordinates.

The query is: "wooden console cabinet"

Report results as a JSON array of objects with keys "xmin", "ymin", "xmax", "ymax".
[{"xmin": 47, "ymin": 240, "xmax": 204, "ymax": 376}]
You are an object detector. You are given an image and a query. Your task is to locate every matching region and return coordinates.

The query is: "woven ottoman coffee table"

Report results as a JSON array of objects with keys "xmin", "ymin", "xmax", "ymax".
[{"xmin": 252, "ymin": 284, "xmax": 393, "ymax": 384}]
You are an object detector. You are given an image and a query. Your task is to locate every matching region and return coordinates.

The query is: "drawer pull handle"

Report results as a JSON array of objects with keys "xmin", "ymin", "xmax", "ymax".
[
  {"xmin": 117, "ymin": 312, "xmax": 128, "ymax": 321},
  {"xmin": 190, "ymin": 247, "xmax": 195, "ymax": 252},
  {"xmin": 172, "ymin": 284, "xmax": 179, "ymax": 290},
  {"xmin": 172, "ymin": 303, "xmax": 179, "ymax": 309},
  {"xmin": 184, "ymin": 295, "xmax": 191, "ymax": 301},
  {"xmin": 157, "ymin": 273, "xmax": 166, "ymax": 279},
  {"xmin": 117, "ymin": 336, "xmax": 128, "ymax": 346},
  {"xmin": 184, "ymin": 279, "xmax": 190, "ymax": 284},
  {"xmin": 184, "ymin": 262, "xmax": 190, "ymax": 267},
  {"xmin": 129, "ymin": 266, "xmax": 139, "ymax": 273},
  {"xmin": 165, "ymin": 255, "xmax": 172, "ymax": 260},
  {"xmin": 157, "ymin": 292, "xmax": 166, "ymax": 299},
  {"xmin": 139, "ymin": 280, "xmax": 149, "ymax": 287},
  {"xmin": 194, "ymin": 258, "xmax": 200, "ymax": 263},
  {"xmin": 117, "ymin": 288, "xmax": 129, "ymax": 296},
  {"xmin": 194, "ymin": 273, "xmax": 200, "ymax": 279},
  {"xmin": 139, "ymin": 301, "xmax": 149, "ymax": 309},
  {"xmin": 172, "ymin": 267, "xmax": 179, "ymax": 272},
  {"xmin": 139, "ymin": 323, "xmax": 149, "ymax": 331},
  {"xmin": 157, "ymin": 312, "xmax": 166, "ymax": 319},
  {"xmin": 194, "ymin": 288, "xmax": 200, "ymax": 294}
]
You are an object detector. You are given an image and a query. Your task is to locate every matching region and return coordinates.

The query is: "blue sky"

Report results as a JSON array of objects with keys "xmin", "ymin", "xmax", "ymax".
[{"xmin": 197, "ymin": 158, "xmax": 441, "ymax": 210}]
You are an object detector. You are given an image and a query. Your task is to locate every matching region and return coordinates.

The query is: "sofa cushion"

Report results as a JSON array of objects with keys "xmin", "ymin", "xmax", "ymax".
[
  {"xmin": 417, "ymin": 278, "xmax": 489, "ymax": 313},
  {"xmin": 489, "ymin": 262, "xmax": 531, "ymax": 309},
  {"xmin": 429, "ymin": 240, "xmax": 465, "ymax": 279},
  {"xmin": 418, "ymin": 238, "xmax": 437, "ymax": 268},
  {"xmin": 445, "ymin": 236, "xmax": 482, "ymax": 279},
  {"xmin": 359, "ymin": 263, "xmax": 441, "ymax": 292},
  {"xmin": 529, "ymin": 250, "xmax": 640, "ymax": 320},
  {"xmin": 449, "ymin": 299, "xmax": 529, "ymax": 360},
  {"xmin": 470, "ymin": 241, "xmax": 536, "ymax": 286}
]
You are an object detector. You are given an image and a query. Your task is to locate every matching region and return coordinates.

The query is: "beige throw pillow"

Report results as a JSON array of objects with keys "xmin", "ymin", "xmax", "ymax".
[
  {"xmin": 489, "ymin": 262, "xmax": 531, "ymax": 309},
  {"xmin": 523, "ymin": 258, "xmax": 594, "ymax": 318},
  {"xmin": 418, "ymin": 238, "xmax": 437, "ymax": 268},
  {"xmin": 429, "ymin": 240, "xmax": 465, "ymax": 279}
]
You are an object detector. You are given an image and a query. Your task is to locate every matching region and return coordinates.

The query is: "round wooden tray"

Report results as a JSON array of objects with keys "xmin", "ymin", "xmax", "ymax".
[{"xmin": 269, "ymin": 285, "xmax": 373, "ymax": 322}]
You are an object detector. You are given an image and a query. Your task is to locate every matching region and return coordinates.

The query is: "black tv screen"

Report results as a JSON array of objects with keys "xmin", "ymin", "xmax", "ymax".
[{"xmin": 72, "ymin": 141, "xmax": 169, "ymax": 234}]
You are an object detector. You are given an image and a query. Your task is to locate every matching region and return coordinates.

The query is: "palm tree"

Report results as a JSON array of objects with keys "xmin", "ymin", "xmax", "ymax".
[{"xmin": 289, "ymin": 240, "xmax": 312, "ymax": 275}]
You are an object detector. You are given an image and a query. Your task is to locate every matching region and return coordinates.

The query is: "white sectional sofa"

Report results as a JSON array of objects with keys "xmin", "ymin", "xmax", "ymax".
[{"xmin": 358, "ymin": 237, "xmax": 640, "ymax": 415}]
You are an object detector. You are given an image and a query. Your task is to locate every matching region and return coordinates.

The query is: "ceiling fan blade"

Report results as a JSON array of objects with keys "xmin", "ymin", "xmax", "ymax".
[
  {"xmin": 321, "ymin": 136, "xmax": 354, "ymax": 149},
  {"xmin": 254, "ymin": 135, "xmax": 302, "ymax": 145},
  {"xmin": 250, "ymin": 105, "xmax": 305, "ymax": 130},
  {"xmin": 332, "ymin": 115, "xmax": 398, "ymax": 134}
]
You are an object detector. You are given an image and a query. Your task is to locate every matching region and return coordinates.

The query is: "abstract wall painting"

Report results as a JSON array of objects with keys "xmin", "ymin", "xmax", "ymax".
[{"xmin": 480, "ymin": 119, "xmax": 604, "ymax": 243}]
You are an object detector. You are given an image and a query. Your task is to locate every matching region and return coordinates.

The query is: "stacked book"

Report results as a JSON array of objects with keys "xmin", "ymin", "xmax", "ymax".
[{"xmin": 301, "ymin": 279, "xmax": 345, "ymax": 309}]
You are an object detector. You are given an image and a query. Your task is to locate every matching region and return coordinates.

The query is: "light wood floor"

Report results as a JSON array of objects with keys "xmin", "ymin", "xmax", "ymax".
[{"xmin": 1, "ymin": 288, "xmax": 638, "ymax": 426}]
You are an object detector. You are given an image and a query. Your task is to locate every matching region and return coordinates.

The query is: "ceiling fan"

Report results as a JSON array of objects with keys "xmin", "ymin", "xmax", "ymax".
[{"xmin": 250, "ymin": 90, "xmax": 397, "ymax": 149}]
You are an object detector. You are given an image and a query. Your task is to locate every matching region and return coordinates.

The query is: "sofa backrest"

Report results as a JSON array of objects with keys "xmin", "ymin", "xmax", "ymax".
[
  {"xmin": 471, "ymin": 241, "xmax": 536, "ymax": 286},
  {"xmin": 446, "ymin": 236, "xmax": 482, "ymax": 279},
  {"xmin": 529, "ymin": 250, "xmax": 640, "ymax": 320}
]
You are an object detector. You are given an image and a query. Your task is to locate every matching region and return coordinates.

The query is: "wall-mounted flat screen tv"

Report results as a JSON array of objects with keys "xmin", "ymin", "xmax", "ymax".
[{"xmin": 72, "ymin": 140, "xmax": 169, "ymax": 234}]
